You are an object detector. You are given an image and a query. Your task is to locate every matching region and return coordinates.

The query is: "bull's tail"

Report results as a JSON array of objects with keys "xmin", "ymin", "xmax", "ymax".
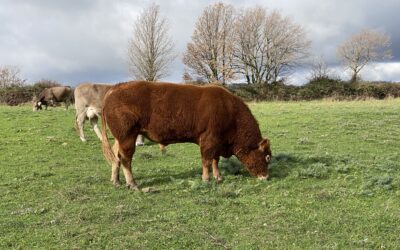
[{"xmin": 101, "ymin": 110, "xmax": 117, "ymax": 167}]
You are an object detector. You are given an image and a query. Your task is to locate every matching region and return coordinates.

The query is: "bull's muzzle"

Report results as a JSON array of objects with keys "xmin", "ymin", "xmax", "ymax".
[{"xmin": 258, "ymin": 175, "xmax": 269, "ymax": 181}]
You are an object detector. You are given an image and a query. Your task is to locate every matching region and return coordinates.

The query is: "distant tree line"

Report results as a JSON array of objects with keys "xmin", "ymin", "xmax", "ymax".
[
  {"xmin": 0, "ymin": 2, "xmax": 396, "ymax": 105},
  {"xmin": 0, "ymin": 67, "xmax": 61, "ymax": 105},
  {"xmin": 229, "ymin": 78, "xmax": 400, "ymax": 101},
  {"xmin": 128, "ymin": 2, "xmax": 391, "ymax": 86}
]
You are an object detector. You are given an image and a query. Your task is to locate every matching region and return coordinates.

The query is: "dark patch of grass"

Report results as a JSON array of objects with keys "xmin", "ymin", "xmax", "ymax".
[{"xmin": 296, "ymin": 163, "xmax": 330, "ymax": 179}]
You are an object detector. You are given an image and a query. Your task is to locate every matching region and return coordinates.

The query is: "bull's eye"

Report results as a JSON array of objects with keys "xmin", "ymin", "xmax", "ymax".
[{"xmin": 266, "ymin": 155, "xmax": 271, "ymax": 163}]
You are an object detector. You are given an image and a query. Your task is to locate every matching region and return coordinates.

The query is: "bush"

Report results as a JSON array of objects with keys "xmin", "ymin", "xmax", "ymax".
[
  {"xmin": 228, "ymin": 79, "xmax": 400, "ymax": 101},
  {"xmin": 0, "ymin": 86, "xmax": 36, "ymax": 106}
]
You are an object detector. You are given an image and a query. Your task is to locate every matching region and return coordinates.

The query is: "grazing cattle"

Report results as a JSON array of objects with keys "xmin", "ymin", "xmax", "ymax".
[
  {"xmin": 101, "ymin": 81, "xmax": 272, "ymax": 190},
  {"xmin": 74, "ymin": 82, "xmax": 145, "ymax": 145},
  {"xmin": 32, "ymin": 86, "xmax": 73, "ymax": 111},
  {"xmin": 74, "ymin": 83, "xmax": 111, "ymax": 142}
]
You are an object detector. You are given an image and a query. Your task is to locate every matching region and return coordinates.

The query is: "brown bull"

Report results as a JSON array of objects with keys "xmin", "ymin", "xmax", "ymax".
[
  {"xmin": 101, "ymin": 81, "xmax": 271, "ymax": 190},
  {"xmin": 32, "ymin": 86, "xmax": 73, "ymax": 111}
]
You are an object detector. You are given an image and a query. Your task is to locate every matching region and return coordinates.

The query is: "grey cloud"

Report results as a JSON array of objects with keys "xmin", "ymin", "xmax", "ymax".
[{"xmin": 0, "ymin": 0, "xmax": 398, "ymax": 85}]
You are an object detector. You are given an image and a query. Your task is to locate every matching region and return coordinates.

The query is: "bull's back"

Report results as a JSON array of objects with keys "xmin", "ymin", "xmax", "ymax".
[{"xmin": 104, "ymin": 82, "xmax": 237, "ymax": 144}]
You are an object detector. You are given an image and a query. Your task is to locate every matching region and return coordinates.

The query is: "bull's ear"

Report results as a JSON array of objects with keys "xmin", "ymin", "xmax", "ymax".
[{"xmin": 258, "ymin": 138, "xmax": 270, "ymax": 153}]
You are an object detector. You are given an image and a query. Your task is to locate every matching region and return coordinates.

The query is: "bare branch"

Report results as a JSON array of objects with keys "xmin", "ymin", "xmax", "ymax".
[
  {"xmin": 128, "ymin": 3, "xmax": 176, "ymax": 81},
  {"xmin": 337, "ymin": 29, "xmax": 392, "ymax": 82},
  {"xmin": 183, "ymin": 2, "xmax": 236, "ymax": 85},
  {"xmin": 233, "ymin": 7, "xmax": 310, "ymax": 84},
  {"xmin": 0, "ymin": 65, "xmax": 26, "ymax": 88}
]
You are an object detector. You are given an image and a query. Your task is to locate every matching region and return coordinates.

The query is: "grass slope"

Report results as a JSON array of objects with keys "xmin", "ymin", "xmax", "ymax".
[{"xmin": 0, "ymin": 100, "xmax": 399, "ymax": 249}]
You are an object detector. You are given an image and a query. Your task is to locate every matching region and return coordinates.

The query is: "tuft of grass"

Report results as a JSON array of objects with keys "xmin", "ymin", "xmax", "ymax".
[{"xmin": 295, "ymin": 163, "xmax": 330, "ymax": 179}]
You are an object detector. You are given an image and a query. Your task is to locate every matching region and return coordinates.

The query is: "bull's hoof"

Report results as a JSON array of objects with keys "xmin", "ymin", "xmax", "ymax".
[
  {"xmin": 111, "ymin": 180, "xmax": 121, "ymax": 187},
  {"xmin": 127, "ymin": 184, "xmax": 140, "ymax": 191},
  {"xmin": 214, "ymin": 176, "xmax": 223, "ymax": 183},
  {"xmin": 202, "ymin": 176, "xmax": 210, "ymax": 182},
  {"xmin": 80, "ymin": 137, "xmax": 87, "ymax": 142},
  {"xmin": 136, "ymin": 142, "xmax": 145, "ymax": 146}
]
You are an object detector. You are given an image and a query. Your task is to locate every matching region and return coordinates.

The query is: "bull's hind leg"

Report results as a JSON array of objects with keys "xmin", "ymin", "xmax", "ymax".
[
  {"xmin": 118, "ymin": 136, "xmax": 139, "ymax": 191},
  {"xmin": 110, "ymin": 141, "xmax": 121, "ymax": 186}
]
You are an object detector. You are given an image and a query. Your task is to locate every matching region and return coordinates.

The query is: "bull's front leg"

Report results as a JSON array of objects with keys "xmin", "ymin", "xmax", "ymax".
[
  {"xmin": 212, "ymin": 158, "xmax": 222, "ymax": 182},
  {"xmin": 201, "ymin": 158, "xmax": 211, "ymax": 182}
]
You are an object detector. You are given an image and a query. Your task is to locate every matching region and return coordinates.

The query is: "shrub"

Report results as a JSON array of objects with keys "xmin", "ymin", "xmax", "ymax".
[{"xmin": 228, "ymin": 79, "xmax": 400, "ymax": 101}]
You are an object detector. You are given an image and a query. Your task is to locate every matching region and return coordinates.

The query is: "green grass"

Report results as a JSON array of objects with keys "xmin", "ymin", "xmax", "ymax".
[{"xmin": 0, "ymin": 100, "xmax": 399, "ymax": 249}]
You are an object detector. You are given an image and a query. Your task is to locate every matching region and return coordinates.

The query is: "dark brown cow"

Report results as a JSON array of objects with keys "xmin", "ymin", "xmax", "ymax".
[
  {"xmin": 32, "ymin": 86, "xmax": 73, "ymax": 111},
  {"xmin": 101, "ymin": 81, "xmax": 272, "ymax": 190}
]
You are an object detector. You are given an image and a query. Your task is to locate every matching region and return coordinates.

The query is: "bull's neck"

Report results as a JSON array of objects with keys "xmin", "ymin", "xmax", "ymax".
[{"xmin": 233, "ymin": 106, "xmax": 263, "ymax": 156}]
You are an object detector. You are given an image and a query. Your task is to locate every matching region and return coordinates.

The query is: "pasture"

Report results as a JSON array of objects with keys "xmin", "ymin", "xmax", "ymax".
[{"xmin": 0, "ymin": 99, "xmax": 399, "ymax": 249}]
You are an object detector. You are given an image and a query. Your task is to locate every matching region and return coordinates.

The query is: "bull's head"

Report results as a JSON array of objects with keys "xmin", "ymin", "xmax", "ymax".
[
  {"xmin": 237, "ymin": 138, "xmax": 272, "ymax": 180},
  {"xmin": 257, "ymin": 138, "xmax": 272, "ymax": 180}
]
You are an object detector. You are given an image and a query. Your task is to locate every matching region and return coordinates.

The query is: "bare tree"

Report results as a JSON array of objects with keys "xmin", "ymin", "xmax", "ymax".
[
  {"xmin": 183, "ymin": 2, "xmax": 236, "ymax": 85},
  {"xmin": 128, "ymin": 3, "xmax": 175, "ymax": 81},
  {"xmin": 234, "ymin": 7, "xmax": 310, "ymax": 85},
  {"xmin": 0, "ymin": 65, "xmax": 26, "ymax": 87},
  {"xmin": 337, "ymin": 29, "xmax": 391, "ymax": 82},
  {"xmin": 308, "ymin": 56, "xmax": 331, "ymax": 81}
]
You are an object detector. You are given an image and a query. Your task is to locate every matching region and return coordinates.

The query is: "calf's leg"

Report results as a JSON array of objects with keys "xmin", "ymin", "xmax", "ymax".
[
  {"xmin": 76, "ymin": 112, "xmax": 87, "ymax": 142},
  {"xmin": 64, "ymin": 100, "xmax": 70, "ymax": 110},
  {"xmin": 90, "ymin": 116, "xmax": 102, "ymax": 141}
]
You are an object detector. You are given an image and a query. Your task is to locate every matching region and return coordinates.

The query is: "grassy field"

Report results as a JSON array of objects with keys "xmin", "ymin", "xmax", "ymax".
[{"xmin": 0, "ymin": 99, "xmax": 399, "ymax": 249}]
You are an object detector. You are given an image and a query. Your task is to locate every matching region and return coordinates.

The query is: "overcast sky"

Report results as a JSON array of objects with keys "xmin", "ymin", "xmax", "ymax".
[{"xmin": 0, "ymin": 0, "xmax": 399, "ymax": 85}]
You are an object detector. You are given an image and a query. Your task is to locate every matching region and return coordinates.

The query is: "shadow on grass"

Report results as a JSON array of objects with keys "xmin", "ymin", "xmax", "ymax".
[
  {"xmin": 132, "ymin": 152, "xmax": 338, "ymax": 188},
  {"xmin": 138, "ymin": 168, "xmax": 200, "ymax": 187},
  {"xmin": 268, "ymin": 153, "xmax": 337, "ymax": 179}
]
